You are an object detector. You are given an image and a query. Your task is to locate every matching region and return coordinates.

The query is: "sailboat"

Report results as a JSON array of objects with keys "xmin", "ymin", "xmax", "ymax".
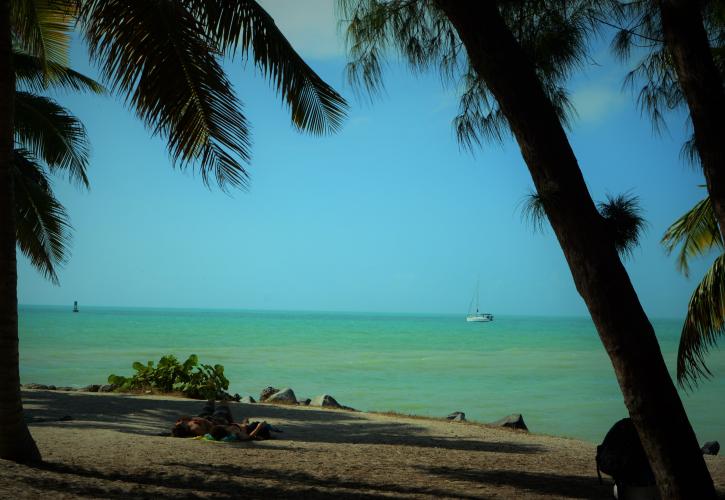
[{"xmin": 466, "ymin": 282, "xmax": 493, "ymax": 322}]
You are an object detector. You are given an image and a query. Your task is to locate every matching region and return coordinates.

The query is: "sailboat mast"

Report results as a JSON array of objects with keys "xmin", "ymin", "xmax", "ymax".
[{"xmin": 476, "ymin": 280, "xmax": 480, "ymax": 313}]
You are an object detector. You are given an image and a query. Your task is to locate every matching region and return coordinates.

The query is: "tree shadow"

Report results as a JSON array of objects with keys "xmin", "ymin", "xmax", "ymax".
[
  {"xmin": 23, "ymin": 390, "xmax": 544, "ymax": 454},
  {"xmin": 18, "ymin": 461, "xmax": 385, "ymax": 499},
  {"xmin": 418, "ymin": 465, "xmax": 611, "ymax": 499}
]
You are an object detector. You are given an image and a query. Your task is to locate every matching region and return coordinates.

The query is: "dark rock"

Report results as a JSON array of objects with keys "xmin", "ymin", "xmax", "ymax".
[
  {"xmin": 59, "ymin": 415, "xmax": 73, "ymax": 421},
  {"xmin": 310, "ymin": 394, "xmax": 341, "ymax": 408},
  {"xmin": 56, "ymin": 386, "xmax": 75, "ymax": 391},
  {"xmin": 240, "ymin": 395, "xmax": 256, "ymax": 404},
  {"xmin": 259, "ymin": 386, "xmax": 279, "ymax": 402},
  {"xmin": 299, "ymin": 398, "xmax": 311, "ymax": 406},
  {"xmin": 79, "ymin": 384, "xmax": 101, "ymax": 392},
  {"xmin": 492, "ymin": 413, "xmax": 528, "ymax": 431},
  {"xmin": 232, "ymin": 393, "xmax": 241, "ymax": 402},
  {"xmin": 99, "ymin": 384, "xmax": 117, "ymax": 393},
  {"xmin": 702, "ymin": 441, "xmax": 720, "ymax": 455},
  {"xmin": 266, "ymin": 387, "xmax": 297, "ymax": 405},
  {"xmin": 47, "ymin": 385, "xmax": 57, "ymax": 390},
  {"xmin": 447, "ymin": 411, "xmax": 466, "ymax": 422},
  {"xmin": 23, "ymin": 383, "xmax": 50, "ymax": 390}
]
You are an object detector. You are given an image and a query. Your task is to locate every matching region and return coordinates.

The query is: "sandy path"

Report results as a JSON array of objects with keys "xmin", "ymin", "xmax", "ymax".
[{"xmin": 0, "ymin": 390, "xmax": 722, "ymax": 499}]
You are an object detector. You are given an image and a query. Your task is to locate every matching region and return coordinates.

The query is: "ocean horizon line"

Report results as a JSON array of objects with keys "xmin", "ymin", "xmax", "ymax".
[{"xmin": 18, "ymin": 303, "xmax": 687, "ymax": 322}]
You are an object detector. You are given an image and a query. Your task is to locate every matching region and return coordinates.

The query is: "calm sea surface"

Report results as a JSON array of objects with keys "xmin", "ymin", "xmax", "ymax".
[{"xmin": 18, "ymin": 306, "xmax": 725, "ymax": 444}]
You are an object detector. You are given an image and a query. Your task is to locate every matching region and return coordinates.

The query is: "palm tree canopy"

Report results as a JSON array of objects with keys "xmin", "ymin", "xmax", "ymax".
[{"xmin": 78, "ymin": 0, "xmax": 347, "ymax": 190}]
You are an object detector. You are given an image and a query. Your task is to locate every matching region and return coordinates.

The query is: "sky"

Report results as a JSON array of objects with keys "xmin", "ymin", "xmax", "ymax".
[{"xmin": 17, "ymin": 0, "xmax": 714, "ymax": 317}]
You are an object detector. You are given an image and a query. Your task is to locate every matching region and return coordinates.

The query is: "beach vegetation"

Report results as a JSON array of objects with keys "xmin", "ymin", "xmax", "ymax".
[
  {"xmin": 108, "ymin": 354, "xmax": 230, "ymax": 400},
  {"xmin": 338, "ymin": 0, "xmax": 716, "ymax": 496},
  {"xmin": 1, "ymin": 0, "xmax": 346, "ymax": 463}
]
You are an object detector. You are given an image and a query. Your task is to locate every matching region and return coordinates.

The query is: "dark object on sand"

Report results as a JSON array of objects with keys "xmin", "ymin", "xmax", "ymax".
[
  {"xmin": 492, "ymin": 414, "xmax": 527, "ymax": 431},
  {"xmin": 240, "ymin": 395, "xmax": 256, "ymax": 404},
  {"xmin": 260, "ymin": 386, "xmax": 279, "ymax": 402},
  {"xmin": 701, "ymin": 441, "xmax": 720, "ymax": 455},
  {"xmin": 299, "ymin": 398, "xmax": 311, "ymax": 406},
  {"xmin": 596, "ymin": 418, "xmax": 655, "ymax": 488},
  {"xmin": 447, "ymin": 411, "xmax": 466, "ymax": 422}
]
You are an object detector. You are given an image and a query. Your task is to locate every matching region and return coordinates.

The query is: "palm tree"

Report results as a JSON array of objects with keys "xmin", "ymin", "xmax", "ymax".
[
  {"xmin": 338, "ymin": 1, "xmax": 714, "ymax": 497},
  {"xmin": 662, "ymin": 196, "xmax": 725, "ymax": 387},
  {"xmin": 13, "ymin": 49, "xmax": 104, "ymax": 283},
  {"xmin": 1, "ymin": 0, "xmax": 347, "ymax": 462},
  {"xmin": 604, "ymin": 1, "xmax": 725, "ymax": 244}
]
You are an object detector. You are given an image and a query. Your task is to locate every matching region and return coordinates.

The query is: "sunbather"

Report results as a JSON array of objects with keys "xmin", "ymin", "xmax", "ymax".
[{"xmin": 171, "ymin": 400, "xmax": 274, "ymax": 441}]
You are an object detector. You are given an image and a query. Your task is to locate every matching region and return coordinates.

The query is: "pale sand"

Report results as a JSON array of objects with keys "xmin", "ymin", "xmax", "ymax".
[{"xmin": 0, "ymin": 390, "xmax": 723, "ymax": 499}]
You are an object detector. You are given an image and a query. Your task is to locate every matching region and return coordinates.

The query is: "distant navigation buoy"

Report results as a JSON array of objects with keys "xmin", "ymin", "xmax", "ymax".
[{"xmin": 73, "ymin": 301, "xmax": 79, "ymax": 313}]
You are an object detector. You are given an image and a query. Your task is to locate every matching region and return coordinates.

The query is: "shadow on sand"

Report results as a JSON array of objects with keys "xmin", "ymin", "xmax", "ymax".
[{"xmin": 23, "ymin": 390, "xmax": 544, "ymax": 454}]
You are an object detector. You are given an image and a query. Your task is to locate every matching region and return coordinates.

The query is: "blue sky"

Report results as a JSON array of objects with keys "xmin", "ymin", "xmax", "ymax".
[{"xmin": 18, "ymin": 0, "xmax": 712, "ymax": 317}]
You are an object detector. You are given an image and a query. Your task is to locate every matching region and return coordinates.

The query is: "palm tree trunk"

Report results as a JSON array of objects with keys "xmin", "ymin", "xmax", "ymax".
[
  {"xmin": 0, "ymin": 0, "xmax": 41, "ymax": 463},
  {"xmin": 659, "ymin": 0, "xmax": 725, "ymax": 243},
  {"xmin": 433, "ymin": 1, "xmax": 715, "ymax": 498}
]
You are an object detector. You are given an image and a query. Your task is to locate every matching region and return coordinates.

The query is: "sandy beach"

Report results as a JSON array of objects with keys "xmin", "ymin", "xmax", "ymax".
[{"xmin": 0, "ymin": 390, "xmax": 722, "ymax": 499}]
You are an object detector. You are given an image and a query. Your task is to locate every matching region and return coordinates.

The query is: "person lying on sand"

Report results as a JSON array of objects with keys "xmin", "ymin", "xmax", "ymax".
[{"xmin": 171, "ymin": 400, "xmax": 275, "ymax": 441}]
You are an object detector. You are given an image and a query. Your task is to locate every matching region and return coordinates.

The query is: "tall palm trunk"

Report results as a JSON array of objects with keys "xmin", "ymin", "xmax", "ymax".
[
  {"xmin": 433, "ymin": 1, "xmax": 715, "ymax": 498},
  {"xmin": 0, "ymin": 0, "xmax": 41, "ymax": 463},
  {"xmin": 659, "ymin": 0, "xmax": 725, "ymax": 243}
]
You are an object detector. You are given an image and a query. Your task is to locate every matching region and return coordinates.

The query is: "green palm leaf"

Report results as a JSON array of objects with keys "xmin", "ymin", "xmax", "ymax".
[
  {"xmin": 186, "ymin": 0, "xmax": 348, "ymax": 135},
  {"xmin": 14, "ymin": 91, "xmax": 90, "ymax": 188},
  {"xmin": 678, "ymin": 252, "xmax": 725, "ymax": 388},
  {"xmin": 14, "ymin": 50, "xmax": 105, "ymax": 94},
  {"xmin": 662, "ymin": 197, "xmax": 722, "ymax": 277},
  {"xmin": 13, "ymin": 149, "xmax": 72, "ymax": 285},
  {"xmin": 11, "ymin": 0, "xmax": 76, "ymax": 66},
  {"xmin": 79, "ymin": 0, "xmax": 251, "ymax": 189}
]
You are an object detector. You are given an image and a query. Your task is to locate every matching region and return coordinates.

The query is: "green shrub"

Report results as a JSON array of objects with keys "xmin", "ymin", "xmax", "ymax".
[{"xmin": 108, "ymin": 354, "xmax": 230, "ymax": 399}]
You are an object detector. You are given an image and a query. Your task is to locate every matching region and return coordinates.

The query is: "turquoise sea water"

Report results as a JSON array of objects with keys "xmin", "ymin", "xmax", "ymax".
[{"xmin": 18, "ymin": 305, "xmax": 725, "ymax": 444}]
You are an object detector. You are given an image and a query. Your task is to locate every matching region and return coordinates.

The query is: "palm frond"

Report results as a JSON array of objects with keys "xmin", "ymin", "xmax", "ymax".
[
  {"xmin": 14, "ymin": 49, "xmax": 106, "ymax": 94},
  {"xmin": 14, "ymin": 91, "xmax": 90, "ymax": 188},
  {"xmin": 677, "ymin": 252, "xmax": 725, "ymax": 388},
  {"xmin": 598, "ymin": 193, "xmax": 647, "ymax": 259},
  {"xmin": 662, "ymin": 197, "xmax": 722, "ymax": 277},
  {"xmin": 11, "ymin": 0, "xmax": 76, "ymax": 66},
  {"xmin": 13, "ymin": 149, "xmax": 72, "ymax": 285},
  {"xmin": 185, "ymin": 0, "xmax": 348, "ymax": 135},
  {"xmin": 80, "ymin": 0, "xmax": 251, "ymax": 189},
  {"xmin": 519, "ymin": 190, "xmax": 549, "ymax": 233}
]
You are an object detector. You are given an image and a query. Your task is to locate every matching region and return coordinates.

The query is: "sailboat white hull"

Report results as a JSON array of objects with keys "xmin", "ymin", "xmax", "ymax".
[{"xmin": 466, "ymin": 314, "xmax": 493, "ymax": 322}]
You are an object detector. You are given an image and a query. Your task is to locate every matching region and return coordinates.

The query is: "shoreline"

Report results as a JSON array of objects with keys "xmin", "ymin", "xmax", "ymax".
[{"xmin": 3, "ymin": 389, "xmax": 724, "ymax": 498}]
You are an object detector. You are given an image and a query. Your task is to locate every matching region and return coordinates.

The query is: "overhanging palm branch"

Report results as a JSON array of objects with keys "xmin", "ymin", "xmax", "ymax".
[
  {"xmin": 79, "ymin": 0, "xmax": 252, "ymax": 189},
  {"xmin": 13, "ymin": 149, "xmax": 72, "ymax": 285},
  {"xmin": 11, "ymin": 0, "xmax": 76, "ymax": 67},
  {"xmin": 678, "ymin": 253, "xmax": 725, "ymax": 388},
  {"xmin": 14, "ymin": 49, "xmax": 105, "ymax": 94},
  {"xmin": 662, "ymin": 197, "xmax": 722, "ymax": 277},
  {"xmin": 185, "ymin": 0, "xmax": 347, "ymax": 135},
  {"xmin": 14, "ymin": 90, "xmax": 90, "ymax": 187}
]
